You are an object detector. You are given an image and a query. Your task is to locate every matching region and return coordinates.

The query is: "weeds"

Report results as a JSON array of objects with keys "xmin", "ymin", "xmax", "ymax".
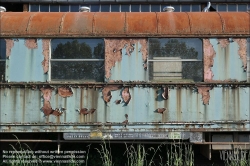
[
  {"xmin": 95, "ymin": 140, "xmax": 114, "ymax": 166},
  {"xmin": 224, "ymin": 148, "xmax": 250, "ymax": 166}
]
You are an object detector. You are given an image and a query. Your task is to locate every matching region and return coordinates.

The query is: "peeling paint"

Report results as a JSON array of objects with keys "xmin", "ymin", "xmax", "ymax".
[
  {"xmin": 78, "ymin": 108, "xmax": 89, "ymax": 115},
  {"xmin": 122, "ymin": 87, "xmax": 131, "ymax": 104},
  {"xmin": 203, "ymin": 39, "xmax": 216, "ymax": 82},
  {"xmin": 233, "ymin": 38, "xmax": 247, "ymax": 71},
  {"xmin": 104, "ymin": 39, "xmax": 148, "ymax": 79},
  {"xmin": 162, "ymin": 87, "xmax": 169, "ymax": 100},
  {"xmin": 25, "ymin": 39, "xmax": 37, "ymax": 49},
  {"xmin": 102, "ymin": 85, "xmax": 122, "ymax": 103},
  {"xmin": 217, "ymin": 38, "xmax": 230, "ymax": 48},
  {"xmin": 89, "ymin": 108, "xmax": 96, "ymax": 114},
  {"xmin": 198, "ymin": 87, "xmax": 211, "ymax": 105},
  {"xmin": 42, "ymin": 39, "xmax": 50, "ymax": 74},
  {"xmin": 58, "ymin": 86, "xmax": 73, "ymax": 97},
  {"xmin": 5, "ymin": 39, "xmax": 14, "ymax": 58},
  {"xmin": 42, "ymin": 101, "xmax": 53, "ymax": 116},
  {"xmin": 155, "ymin": 108, "xmax": 166, "ymax": 114},
  {"xmin": 40, "ymin": 87, "xmax": 54, "ymax": 101},
  {"xmin": 115, "ymin": 100, "xmax": 121, "ymax": 104}
]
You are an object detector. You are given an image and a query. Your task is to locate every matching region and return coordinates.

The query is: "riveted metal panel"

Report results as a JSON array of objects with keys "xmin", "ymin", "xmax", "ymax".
[
  {"xmin": 187, "ymin": 12, "xmax": 223, "ymax": 35},
  {"xmin": 126, "ymin": 12, "xmax": 157, "ymax": 35},
  {"xmin": 28, "ymin": 12, "xmax": 65, "ymax": 35},
  {"xmin": 157, "ymin": 12, "xmax": 190, "ymax": 35},
  {"xmin": 94, "ymin": 12, "xmax": 126, "ymax": 35},
  {"xmin": 0, "ymin": 12, "xmax": 31, "ymax": 36},
  {"xmin": 5, "ymin": 39, "xmax": 48, "ymax": 82},
  {"xmin": 219, "ymin": 12, "xmax": 250, "ymax": 34},
  {"xmin": 61, "ymin": 12, "xmax": 93, "ymax": 35}
]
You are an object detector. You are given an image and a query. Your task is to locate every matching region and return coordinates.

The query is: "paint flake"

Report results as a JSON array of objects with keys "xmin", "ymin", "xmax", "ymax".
[
  {"xmin": 198, "ymin": 87, "xmax": 211, "ymax": 105},
  {"xmin": 203, "ymin": 39, "xmax": 216, "ymax": 82},
  {"xmin": 233, "ymin": 38, "xmax": 247, "ymax": 71},
  {"xmin": 42, "ymin": 39, "xmax": 50, "ymax": 74},
  {"xmin": 25, "ymin": 39, "xmax": 37, "ymax": 49},
  {"xmin": 5, "ymin": 39, "xmax": 14, "ymax": 58}
]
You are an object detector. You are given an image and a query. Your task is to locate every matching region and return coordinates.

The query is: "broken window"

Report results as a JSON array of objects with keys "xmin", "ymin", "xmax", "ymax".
[
  {"xmin": 148, "ymin": 38, "xmax": 203, "ymax": 82},
  {"xmin": 0, "ymin": 39, "xmax": 6, "ymax": 82},
  {"xmin": 51, "ymin": 39, "xmax": 104, "ymax": 82}
]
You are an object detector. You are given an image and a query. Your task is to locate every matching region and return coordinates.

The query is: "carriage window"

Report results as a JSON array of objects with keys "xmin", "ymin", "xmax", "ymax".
[
  {"xmin": 51, "ymin": 39, "xmax": 104, "ymax": 82},
  {"xmin": 148, "ymin": 38, "xmax": 203, "ymax": 82},
  {"xmin": 0, "ymin": 39, "xmax": 6, "ymax": 82}
]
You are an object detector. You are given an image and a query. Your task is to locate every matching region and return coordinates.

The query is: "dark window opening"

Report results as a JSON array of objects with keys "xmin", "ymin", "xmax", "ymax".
[
  {"xmin": 51, "ymin": 39, "xmax": 104, "ymax": 82},
  {"xmin": 148, "ymin": 38, "xmax": 203, "ymax": 82},
  {"xmin": 0, "ymin": 2, "xmax": 23, "ymax": 12},
  {"xmin": 0, "ymin": 39, "xmax": 6, "ymax": 82}
]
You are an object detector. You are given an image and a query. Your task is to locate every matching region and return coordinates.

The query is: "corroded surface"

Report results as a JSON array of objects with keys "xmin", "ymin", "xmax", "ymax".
[
  {"xmin": 203, "ymin": 39, "xmax": 216, "ymax": 82},
  {"xmin": 40, "ymin": 86, "xmax": 54, "ymax": 116},
  {"xmin": 5, "ymin": 39, "xmax": 14, "ymax": 58},
  {"xmin": 1, "ymin": 12, "xmax": 249, "ymax": 37},
  {"xmin": 58, "ymin": 86, "xmax": 73, "ymax": 97},
  {"xmin": 217, "ymin": 39, "xmax": 230, "ymax": 48},
  {"xmin": 104, "ymin": 39, "xmax": 147, "ymax": 79},
  {"xmin": 198, "ymin": 87, "xmax": 211, "ymax": 105},
  {"xmin": 233, "ymin": 38, "xmax": 247, "ymax": 71},
  {"xmin": 42, "ymin": 39, "xmax": 50, "ymax": 74},
  {"xmin": 25, "ymin": 39, "xmax": 37, "ymax": 49},
  {"xmin": 102, "ymin": 85, "xmax": 122, "ymax": 103}
]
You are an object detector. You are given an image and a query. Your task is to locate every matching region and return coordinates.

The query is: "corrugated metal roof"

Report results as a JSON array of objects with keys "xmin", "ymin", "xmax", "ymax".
[{"xmin": 0, "ymin": 12, "xmax": 249, "ymax": 37}]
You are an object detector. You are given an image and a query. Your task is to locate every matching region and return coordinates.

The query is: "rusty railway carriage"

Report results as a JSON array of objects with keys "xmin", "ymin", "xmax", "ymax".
[{"xmin": 0, "ymin": 10, "xmax": 250, "ymax": 159}]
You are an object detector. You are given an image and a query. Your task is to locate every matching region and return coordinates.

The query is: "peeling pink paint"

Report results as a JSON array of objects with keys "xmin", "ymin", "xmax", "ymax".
[
  {"xmin": 58, "ymin": 86, "xmax": 73, "ymax": 97},
  {"xmin": 217, "ymin": 38, "xmax": 230, "ymax": 48},
  {"xmin": 25, "ymin": 39, "xmax": 37, "ymax": 49},
  {"xmin": 102, "ymin": 85, "xmax": 122, "ymax": 103},
  {"xmin": 42, "ymin": 39, "xmax": 50, "ymax": 74},
  {"xmin": 42, "ymin": 101, "xmax": 53, "ymax": 116},
  {"xmin": 198, "ymin": 87, "xmax": 211, "ymax": 105},
  {"xmin": 5, "ymin": 39, "xmax": 14, "ymax": 58},
  {"xmin": 122, "ymin": 87, "xmax": 131, "ymax": 104},
  {"xmin": 233, "ymin": 38, "xmax": 247, "ymax": 71},
  {"xmin": 104, "ymin": 39, "xmax": 148, "ymax": 79},
  {"xmin": 203, "ymin": 39, "xmax": 216, "ymax": 82},
  {"xmin": 40, "ymin": 87, "xmax": 54, "ymax": 101}
]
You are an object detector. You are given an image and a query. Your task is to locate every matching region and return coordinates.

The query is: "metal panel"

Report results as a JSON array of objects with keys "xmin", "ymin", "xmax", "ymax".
[
  {"xmin": 1, "ymin": 12, "xmax": 250, "ymax": 37},
  {"xmin": 5, "ymin": 39, "xmax": 48, "ymax": 82},
  {"xmin": 108, "ymin": 41, "xmax": 148, "ymax": 81},
  {"xmin": 0, "ymin": 86, "xmax": 249, "ymax": 132},
  {"xmin": 208, "ymin": 38, "xmax": 247, "ymax": 81}
]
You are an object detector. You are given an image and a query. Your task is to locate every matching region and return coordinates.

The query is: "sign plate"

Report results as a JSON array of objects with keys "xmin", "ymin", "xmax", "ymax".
[{"xmin": 63, "ymin": 132, "xmax": 187, "ymax": 140}]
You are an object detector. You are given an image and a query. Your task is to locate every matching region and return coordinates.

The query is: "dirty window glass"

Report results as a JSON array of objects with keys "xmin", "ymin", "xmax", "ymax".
[
  {"xmin": 131, "ymin": 5, "xmax": 140, "ymax": 12},
  {"xmin": 192, "ymin": 5, "xmax": 200, "ymax": 12},
  {"xmin": 0, "ymin": 39, "xmax": 6, "ymax": 82},
  {"xmin": 70, "ymin": 5, "xmax": 79, "ymax": 12},
  {"xmin": 181, "ymin": 5, "xmax": 190, "ymax": 12},
  {"xmin": 238, "ymin": 4, "xmax": 247, "ymax": 11},
  {"xmin": 30, "ymin": 5, "xmax": 39, "ymax": 12},
  {"xmin": 111, "ymin": 4, "xmax": 120, "ymax": 12},
  {"xmin": 101, "ymin": 5, "xmax": 110, "ymax": 12},
  {"xmin": 151, "ymin": 5, "xmax": 160, "ymax": 12},
  {"xmin": 51, "ymin": 39, "xmax": 104, "ymax": 82},
  {"xmin": 148, "ymin": 38, "xmax": 203, "ymax": 82},
  {"xmin": 171, "ymin": 5, "xmax": 180, "ymax": 12},
  {"xmin": 50, "ymin": 5, "xmax": 59, "ymax": 12},
  {"xmin": 218, "ymin": 4, "xmax": 227, "ymax": 11},
  {"xmin": 60, "ymin": 5, "xmax": 69, "ymax": 12},
  {"xmin": 40, "ymin": 5, "xmax": 49, "ymax": 12},
  {"xmin": 141, "ymin": 5, "xmax": 149, "ymax": 12},
  {"xmin": 121, "ymin": 5, "xmax": 130, "ymax": 12},
  {"xmin": 228, "ymin": 4, "xmax": 236, "ymax": 11}
]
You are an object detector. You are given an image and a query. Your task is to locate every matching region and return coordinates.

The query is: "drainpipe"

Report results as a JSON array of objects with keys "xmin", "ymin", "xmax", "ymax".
[
  {"xmin": 79, "ymin": 6, "xmax": 90, "ymax": 12},
  {"xmin": 0, "ymin": 6, "xmax": 6, "ymax": 12},
  {"xmin": 163, "ymin": 6, "xmax": 175, "ymax": 12}
]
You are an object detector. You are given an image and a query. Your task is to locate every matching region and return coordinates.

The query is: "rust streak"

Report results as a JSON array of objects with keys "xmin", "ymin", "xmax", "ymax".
[
  {"xmin": 233, "ymin": 38, "xmax": 247, "ymax": 71},
  {"xmin": 25, "ymin": 38, "xmax": 37, "ymax": 49},
  {"xmin": 198, "ymin": 87, "xmax": 211, "ymax": 105},
  {"xmin": 42, "ymin": 39, "xmax": 50, "ymax": 74},
  {"xmin": 203, "ymin": 39, "xmax": 216, "ymax": 82},
  {"xmin": 58, "ymin": 86, "xmax": 73, "ymax": 97},
  {"xmin": 5, "ymin": 39, "xmax": 14, "ymax": 58}
]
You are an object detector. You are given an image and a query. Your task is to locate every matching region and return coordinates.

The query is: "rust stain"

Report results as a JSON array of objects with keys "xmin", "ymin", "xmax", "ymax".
[
  {"xmin": 78, "ymin": 108, "xmax": 89, "ymax": 115},
  {"xmin": 122, "ymin": 87, "xmax": 131, "ymax": 104},
  {"xmin": 115, "ymin": 99, "xmax": 121, "ymax": 104},
  {"xmin": 42, "ymin": 101, "xmax": 53, "ymax": 116},
  {"xmin": 203, "ymin": 39, "xmax": 216, "ymax": 82},
  {"xmin": 217, "ymin": 38, "xmax": 230, "ymax": 48},
  {"xmin": 233, "ymin": 38, "xmax": 247, "ymax": 71},
  {"xmin": 104, "ymin": 39, "xmax": 147, "ymax": 79},
  {"xmin": 58, "ymin": 86, "xmax": 73, "ymax": 97},
  {"xmin": 5, "ymin": 39, "xmax": 14, "ymax": 58},
  {"xmin": 198, "ymin": 87, "xmax": 211, "ymax": 105},
  {"xmin": 51, "ymin": 108, "xmax": 63, "ymax": 116},
  {"xmin": 25, "ymin": 39, "xmax": 37, "ymax": 49},
  {"xmin": 102, "ymin": 85, "xmax": 122, "ymax": 103},
  {"xmin": 42, "ymin": 39, "xmax": 50, "ymax": 74},
  {"xmin": 40, "ymin": 86, "xmax": 54, "ymax": 101},
  {"xmin": 89, "ymin": 108, "xmax": 96, "ymax": 114}
]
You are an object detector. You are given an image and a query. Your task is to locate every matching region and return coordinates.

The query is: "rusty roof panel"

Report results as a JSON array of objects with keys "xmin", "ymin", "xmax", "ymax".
[
  {"xmin": 219, "ymin": 12, "xmax": 250, "ymax": 34},
  {"xmin": 0, "ymin": 12, "xmax": 31, "ymax": 35},
  {"xmin": 157, "ymin": 12, "xmax": 190, "ymax": 35},
  {"xmin": 126, "ymin": 12, "xmax": 157, "ymax": 35},
  {"xmin": 28, "ymin": 12, "xmax": 65, "ymax": 35},
  {"xmin": 94, "ymin": 13, "xmax": 126, "ymax": 35},
  {"xmin": 187, "ymin": 12, "xmax": 223, "ymax": 35},
  {"xmin": 61, "ymin": 13, "xmax": 93, "ymax": 35},
  {"xmin": 0, "ymin": 12, "xmax": 250, "ymax": 37}
]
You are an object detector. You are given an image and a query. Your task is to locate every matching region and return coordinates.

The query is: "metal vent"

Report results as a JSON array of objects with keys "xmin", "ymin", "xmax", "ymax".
[
  {"xmin": 79, "ymin": 6, "xmax": 90, "ymax": 12},
  {"xmin": 163, "ymin": 6, "xmax": 175, "ymax": 12},
  {"xmin": 0, "ymin": 6, "xmax": 6, "ymax": 12}
]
